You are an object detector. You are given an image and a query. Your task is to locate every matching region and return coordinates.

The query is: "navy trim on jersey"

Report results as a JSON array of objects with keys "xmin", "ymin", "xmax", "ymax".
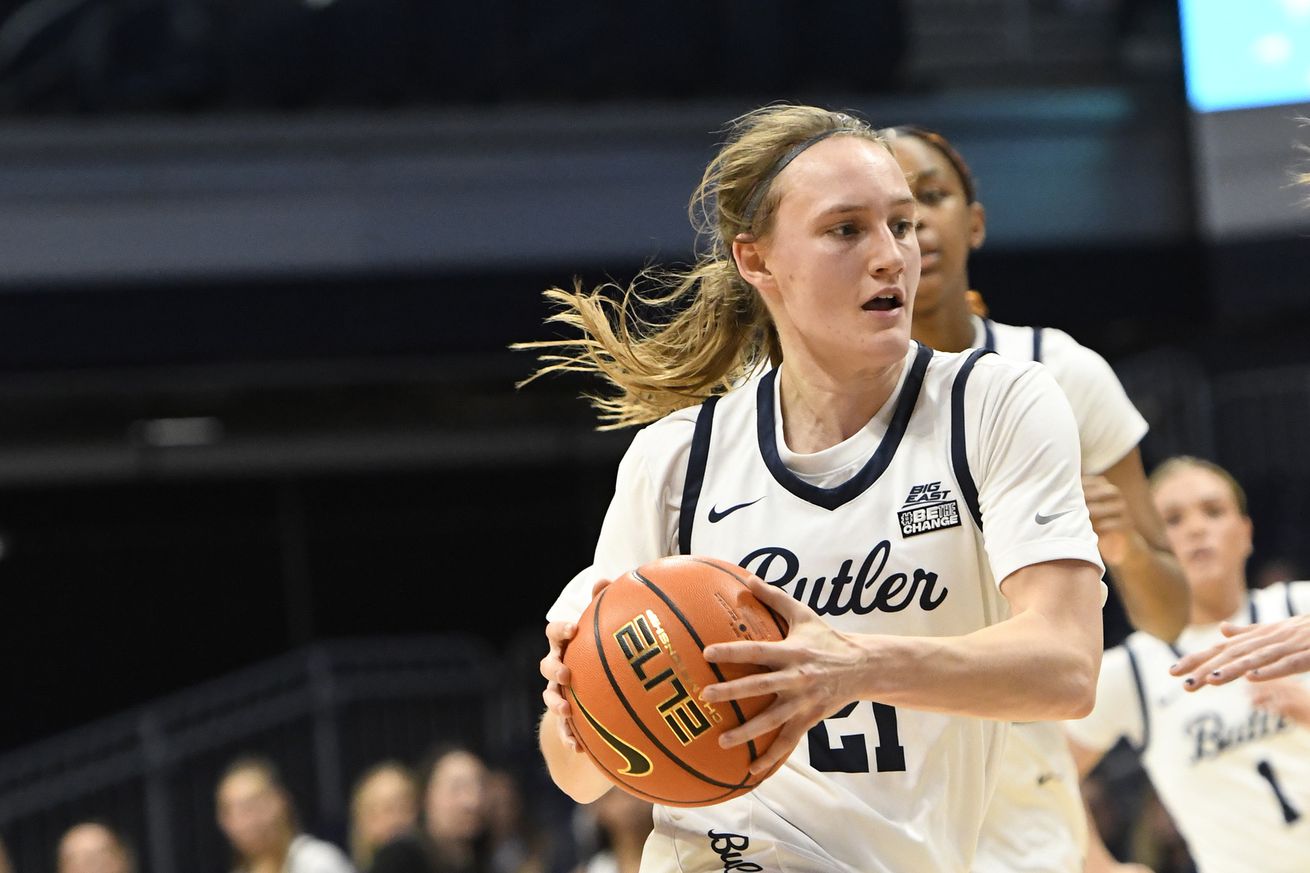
[
  {"xmin": 1249, "ymin": 597, "xmax": 1259, "ymax": 624},
  {"xmin": 1125, "ymin": 642, "xmax": 1151, "ymax": 752},
  {"xmin": 1032, "ymin": 326, "xmax": 1044, "ymax": 363},
  {"xmin": 754, "ymin": 343, "xmax": 932, "ymax": 512},
  {"xmin": 950, "ymin": 348, "xmax": 993, "ymax": 531},
  {"xmin": 678, "ymin": 396, "xmax": 719, "ymax": 555},
  {"xmin": 982, "ymin": 319, "xmax": 996, "ymax": 351},
  {"xmin": 1286, "ymin": 582, "xmax": 1299, "ymax": 618}
]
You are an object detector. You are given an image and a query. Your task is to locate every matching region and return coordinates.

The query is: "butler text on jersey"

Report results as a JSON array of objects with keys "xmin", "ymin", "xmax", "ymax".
[{"xmin": 740, "ymin": 542, "xmax": 947, "ymax": 616}]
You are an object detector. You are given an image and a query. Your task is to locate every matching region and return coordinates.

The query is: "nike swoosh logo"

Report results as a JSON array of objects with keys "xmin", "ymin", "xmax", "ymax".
[
  {"xmin": 570, "ymin": 689, "xmax": 652, "ymax": 776},
  {"xmin": 1034, "ymin": 509, "xmax": 1077, "ymax": 525},
  {"xmin": 708, "ymin": 497, "xmax": 764, "ymax": 523}
]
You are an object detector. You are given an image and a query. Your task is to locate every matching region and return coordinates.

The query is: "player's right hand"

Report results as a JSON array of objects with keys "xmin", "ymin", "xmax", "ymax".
[
  {"xmin": 541, "ymin": 579, "xmax": 613, "ymax": 753},
  {"xmin": 542, "ymin": 620, "xmax": 580, "ymax": 751}
]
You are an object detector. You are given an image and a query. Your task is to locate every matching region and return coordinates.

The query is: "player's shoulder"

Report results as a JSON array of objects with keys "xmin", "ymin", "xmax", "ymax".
[
  {"xmin": 622, "ymin": 404, "xmax": 701, "ymax": 483},
  {"xmin": 934, "ymin": 343, "xmax": 1052, "ymax": 403},
  {"xmin": 626, "ymin": 383, "xmax": 756, "ymax": 480},
  {"xmin": 1254, "ymin": 579, "xmax": 1310, "ymax": 619},
  {"xmin": 638, "ymin": 402, "xmax": 701, "ymax": 443},
  {"xmin": 926, "ymin": 342, "xmax": 1039, "ymax": 383}
]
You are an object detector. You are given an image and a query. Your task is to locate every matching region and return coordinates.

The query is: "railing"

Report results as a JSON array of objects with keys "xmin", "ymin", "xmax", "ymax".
[{"xmin": 0, "ymin": 634, "xmax": 519, "ymax": 873}]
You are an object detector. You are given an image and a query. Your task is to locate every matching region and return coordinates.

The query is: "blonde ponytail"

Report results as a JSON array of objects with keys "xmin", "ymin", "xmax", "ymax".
[{"xmin": 515, "ymin": 105, "xmax": 885, "ymax": 429}]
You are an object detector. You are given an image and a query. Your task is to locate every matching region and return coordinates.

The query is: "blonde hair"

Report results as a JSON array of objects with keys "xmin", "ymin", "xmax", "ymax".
[
  {"xmin": 1149, "ymin": 455, "xmax": 1248, "ymax": 516},
  {"xmin": 515, "ymin": 105, "xmax": 888, "ymax": 429}
]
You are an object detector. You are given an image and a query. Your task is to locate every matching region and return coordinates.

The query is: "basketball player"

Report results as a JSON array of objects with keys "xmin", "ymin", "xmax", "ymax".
[
  {"xmin": 1167, "ymin": 158, "xmax": 1310, "ymax": 690},
  {"xmin": 882, "ymin": 126, "xmax": 1189, "ymax": 873},
  {"xmin": 524, "ymin": 105, "xmax": 1105, "ymax": 873},
  {"xmin": 1067, "ymin": 457, "xmax": 1310, "ymax": 873}
]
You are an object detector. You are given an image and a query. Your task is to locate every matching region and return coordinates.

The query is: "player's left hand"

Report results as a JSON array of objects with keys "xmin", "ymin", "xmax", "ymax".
[
  {"xmin": 1249, "ymin": 678, "xmax": 1310, "ymax": 727},
  {"xmin": 1170, "ymin": 615, "xmax": 1310, "ymax": 689},
  {"xmin": 700, "ymin": 575, "xmax": 868, "ymax": 777},
  {"xmin": 1082, "ymin": 474, "xmax": 1142, "ymax": 566}
]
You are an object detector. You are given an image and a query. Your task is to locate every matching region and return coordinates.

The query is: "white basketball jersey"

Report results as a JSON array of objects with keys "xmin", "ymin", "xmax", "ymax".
[
  {"xmin": 548, "ymin": 343, "xmax": 1103, "ymax": 873},
  {"xmin": 973, "ymin": 316, "xmax": 1147, "ymax": 476},
  {"xmin": 1067, "ymin": 582, "xmax": 1310, "ymax": 873},
  {"xmin": 971, "ymin": 316, "xmax": 1148, "ymax": 873}
]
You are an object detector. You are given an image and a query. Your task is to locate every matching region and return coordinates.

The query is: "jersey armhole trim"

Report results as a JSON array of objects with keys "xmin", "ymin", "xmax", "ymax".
[
  {"xmin": 1286, "ymin": 581, "xmax": 1299, "ymax": 618},
  {"xmin": 678, "ymin": 397, "xmax": 718, "ymax": 555},
  {"xmin": 1032, "ymin": 326, "xmax": 1044, "ymax": 363},
  {"xmin": 950, "ymin": 348, "xmax": 992, "ymax": 531},
  {"xmin": 1125, "ymin": 641, "xmax": 1151, "ymax": 753}
]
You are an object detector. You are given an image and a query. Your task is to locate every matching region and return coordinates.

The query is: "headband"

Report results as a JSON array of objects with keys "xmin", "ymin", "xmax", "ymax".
[{"xmin": 740, "ymin": 128, "xmax": 848, "ymax": 229}]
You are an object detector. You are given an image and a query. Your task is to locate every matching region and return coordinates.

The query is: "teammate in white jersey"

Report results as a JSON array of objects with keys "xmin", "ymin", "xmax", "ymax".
[
  {"xmin": 1168, "ymin": 160, "xmax": 1310, "ymax": 691},
  {"xmin": 521, "ymin": 105, "xmax": 1105, "ymax": 873},
  {"xmin": 1068, "ymin": 456, "xmax": 1310, "ymax": 873},
  {"xmin": 883, "ymin": 125, "xmax": 1189, "ymax": 873}
]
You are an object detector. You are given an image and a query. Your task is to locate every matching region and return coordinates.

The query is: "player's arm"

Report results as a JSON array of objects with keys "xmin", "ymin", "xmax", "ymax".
[
  {"xmin": 702, "ymin": 560, "xmax": 1101, "ymax": 775},
  {"xmin": 1085, "ymin": 447, "xmax": 1188, "ymax": 643}
]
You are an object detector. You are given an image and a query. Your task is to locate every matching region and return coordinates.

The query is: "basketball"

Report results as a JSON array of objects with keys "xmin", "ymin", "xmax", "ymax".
[{"xmin": 563, "ymin": 555, "xmax": 788, "ymax": 807}]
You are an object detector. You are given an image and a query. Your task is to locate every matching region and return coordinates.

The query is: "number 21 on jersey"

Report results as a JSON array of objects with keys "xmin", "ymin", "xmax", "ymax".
[{"xmin": 807, "ymin": 701, "xmax": 907, "ymax": 773}]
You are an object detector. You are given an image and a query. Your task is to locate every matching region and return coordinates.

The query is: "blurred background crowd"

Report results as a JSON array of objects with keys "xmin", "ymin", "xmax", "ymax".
[{"xmin": 0, "ymin": 0, "xmax": 1306, "ymax": 871}]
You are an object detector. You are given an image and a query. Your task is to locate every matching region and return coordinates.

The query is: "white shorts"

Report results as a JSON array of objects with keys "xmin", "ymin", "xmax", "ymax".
[{"xmin": 972, "ymin": 722, "xmax": 1086, "ymax": 873}]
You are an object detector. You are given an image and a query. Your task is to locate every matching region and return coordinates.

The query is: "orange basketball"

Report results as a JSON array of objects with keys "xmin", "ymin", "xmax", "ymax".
[{"xmin": 563, "ymin": 555, "xmax": 788, "ymax": 807}]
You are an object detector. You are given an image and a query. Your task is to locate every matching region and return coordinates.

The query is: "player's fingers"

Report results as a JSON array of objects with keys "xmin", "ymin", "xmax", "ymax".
[
  {"xmin": 701, "ymin": 665, "xmax": 795, "ymax": 704},
  {"xmin": 1083, "ymin": 498, "xmax": 1128, "ymax": 522},
  {"xmin": 1081, "ymin": 474, "xmax": 1110, "ymax": 493},
  {"xmin": 545, "ymin": 621, "xmax": 577, "ymax": 647},
  {"xmin": 742, "ymin": 575, "xmax": 807, "ymax": 629},
  {"xmin": 1220, "ymin": 621, "xmax": 1257, "ymax": 637},
  {"xmin": 717, "ymin": 697, "xmax": 804, "ymax": 749},
  {"xmin": 747, "ymin": 720, "xmax": 808, "ymax": 777},
  {"xmin": 543, "ymin": 683, "xmax": 572, "ymax": 720},
  {"xmin": 1195, "ymin": 645, "xmax": 1291, "ymax": 686},
  {"xmin": 1170, "ymin": 642, "xmax": 1225, "ymax": 676},
  {"xmin": 539, "ymin": 653, "xmax": 572, "ymax": 687},
  {"xmin": 703, "ymin": 638, "xmax": 796, "ymax": 670},
  {"xmin": 1174, "ymin": 631, "xmax": 1277, "ymax": 686},
  {"xmin": 559, "ymin": 715, "xmax": 579, "ymax": 752},
  {"xmin": 1082, "ymin": 484, "xmax": 1121, "ymax": 504},
  {"xmin": 1249, "ymin": 650, "xmax": 1310, "ymax": 681}
]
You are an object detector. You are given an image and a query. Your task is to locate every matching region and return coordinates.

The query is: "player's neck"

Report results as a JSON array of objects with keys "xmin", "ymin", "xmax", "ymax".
[
  {"xmin": 911, "ymin": 302, "xmax": 976, "ymax": 354},
  {"xmin": 1189, "ymin": 582, "xmax": 1246, "ymax": 627},
  {"xmin": 776, "ymin": 354, "xmax": 905, "ymax": 453}
]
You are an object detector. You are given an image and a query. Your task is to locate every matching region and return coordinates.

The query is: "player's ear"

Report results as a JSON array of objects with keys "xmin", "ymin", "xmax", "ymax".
[
  {"xmin": 733, "ymin": 233, "xmax": 774, "ymax": 293},
  {"xmin": 968, "ymin": 201, "xmax": 986, "ymax": 250}
]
